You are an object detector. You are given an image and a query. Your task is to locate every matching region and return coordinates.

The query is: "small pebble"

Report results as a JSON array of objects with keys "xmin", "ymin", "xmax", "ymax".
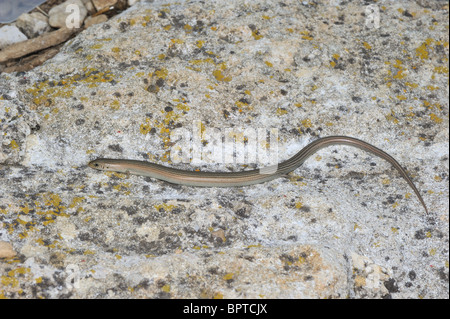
[
  {"xmin": 84, "ymin": 14, "xmax": 108, "ymax": 28},
  {"xmin": 92, "ymin": 0, "xmax": 118, "ymax": 12},
  {"xmin": 15, "ymin": 12, "xmax": 51, "ymax": 38}
]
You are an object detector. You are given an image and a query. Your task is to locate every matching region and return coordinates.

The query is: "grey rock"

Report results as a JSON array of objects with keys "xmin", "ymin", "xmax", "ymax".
[
  {"xmin": 0, "ymin": 0, "xmax": 448, "ymax": 299},
  {"xmin": 84, "ymin": 14, "xmax": 108, "ymax": 28},
  {"xmin": 92, "ymin": 0, "xmax": 118, "ymax": 12},
  {"xmin": 15, "ymin": 12, "xmax": 51, "ymax": 38},
  {"xmin": 0, "ymin": 25, "xmax": 27, "ymax": 50},
  {"xmin": 128, "ymin": 0, "xmax": 140, "ymax": 6},
  {"xmin": 81, "ymin": 0, "xmax": 96, "ymax": 14}
]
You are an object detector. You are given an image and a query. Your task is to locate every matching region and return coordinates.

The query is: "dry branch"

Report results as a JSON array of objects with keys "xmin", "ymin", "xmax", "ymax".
[
  {"xmin": 2, "ymin": 46, "xmax": 61, "ymax": 73},
  {"xmin": 0, "ymin": 27, "xmax": 78, "ymax": 63}
]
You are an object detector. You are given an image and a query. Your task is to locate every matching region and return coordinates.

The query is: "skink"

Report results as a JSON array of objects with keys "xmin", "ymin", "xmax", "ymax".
[{"xmin": 88, "ymin": 136, "xmax": 428, "ymax": 214}]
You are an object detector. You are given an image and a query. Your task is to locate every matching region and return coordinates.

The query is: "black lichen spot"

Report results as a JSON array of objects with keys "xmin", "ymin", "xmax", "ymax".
[
  {"xmin": 31, "ymin": 124, "xmax": 41, "ymax": 132},
  {"xmin": 239, "ymin": 97, "xmax": 250, "ymax": 105},
  {"xmin": 386, "ymin": 196, "xmax": 396, "ymax": 204},
  {"xmin": 156, "ymin": 78, "xmax": 165, "ymax": 87},
  {"xmin": 352, "ymin": 96, "xmax": 362, "ymax": 103},
  {"xmin": 208, "ymin": 267, "xmax": 219, "ymax": 275},
  {"xmin": 119, "ymin": 21, "xmax": 129, "ymax": 32},
  {"xmin": 287, "ymin": 235, "xmax": 297, "ymax": 241},
  {"xmin": 171, "ymin": 15, "xmax": 186, "ymax": 29},
  {"xmin": 437, "ymin": 267, "xmax": 448, "ymax": 281},
  {"xmin": 121, "ymin": 205, "xmax": 138, "ymax": 216},
  {"xmin": 108, "ymin": 144, "xmax": 123, "ymax": 153},
  {"xmin": 78, "ymin": 232, "xmax": 91, "ymax": 241},
  {"xmin": 235, "ymin": 207, "xmax": 250, "ymax": 218},
  {"xmin": 146, "ymin": 84, "xmax": 159, "ymax": 93},
  {"xmin": 118, "ymin": 62, "xmax": 130, "ymax": 70},
  {"xmin": 133, "ymin": 216, "xmax": 147, "ymax": 225},
  {"xmin": 248, "ymin": 24, "xmax": 257, "ymax": 31},
  {"xmin": 402, "ymin": 10, "xmax": 413, "ymax": 18},
  {"xmin": 158, "ymin": 10, "xmax": 167, "ymax": 19},
  {"xmin": 384, "ymin": 278, "xmax": 399, "ymax": 293},
  {"xmin": 279, "ymin": 253, "xmax": 298, "ymax": 271},
  {"xmin": 223, "ymin": 109, "xmax": 231, "ymax": 118},
  {"xmin": 300, "ymin": 205, "xmax": 311, "ymax": 212},
  {"xmin": 414, "ymin": 229, "xmax": 427, "ymax": 240}
]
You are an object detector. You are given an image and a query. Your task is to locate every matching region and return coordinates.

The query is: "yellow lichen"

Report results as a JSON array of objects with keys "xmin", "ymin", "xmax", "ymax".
[
  {"xmin": 415, "ymin": 39, "xmax": 434, "ymax": 60},
  {"xmin": 196, "ymin": 40, "xmax": 205, "ymax": 48},
  {"xmin": 223, "ymin": 273, "xmax": 234, "ymax": 280},
  {"xmin": 301, "ymin": 119, "xmax": 312, "ymax": 128},
  {"xmin": 213, "ymin": 292, "xmax": 224, "ymax": 299},
  {"xmin": 429, "ymin": 113, "xmax": 443, "ymax": 123},
  {"xmin": 154, "ymin": 203, "xmax": 176, "ymax": 212},
  {"xmin": 26, "ymin": 68, "xmax": 117, "ymax": 107},
  {"xmin": 154, "ymin": 68, "xmax": 169, "ymax": 79},
  {"xmin": 251, "ymin": 30, "xmax": 263, "ymax": 40},
  {"xmin": 300, "ymin": 30, "xmax": 313, "ymax": 40},
  {"xmin": 161, "ymin": 285, "xmax": 171, "ymax": 292},
  {"xmin": 212, "ymin": 69, "xmax": 232, "ymax": 82},
  {"xmin": 9, "ymin": 140, "xmax": 19, "ymax": 150},
  {"xmin": 363, "ymin": 42, "xmax": 372, "ymax": 50}
]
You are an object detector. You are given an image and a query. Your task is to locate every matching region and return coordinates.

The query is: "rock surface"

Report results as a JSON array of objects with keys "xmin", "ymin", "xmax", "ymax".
[
  {"xmin": 0, "ymin": 25, "xmax": 27, "ymax": 50},
  {"xmin": 0, "ymin": 0, "xmax": 448, "ymax": 299}
]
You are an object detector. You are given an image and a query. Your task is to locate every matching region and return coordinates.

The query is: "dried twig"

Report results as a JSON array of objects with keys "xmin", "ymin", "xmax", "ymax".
[
  {"xmin": 0, "ymin": 27, "xmax": 78, "ymax": 63},
  {"xmin": 35, "ymin": 6, "xmax": 49, "ymax": 17},
  {"xmin": 2, "ymin": 46, "xmax": 61, "ymax": 73}
]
